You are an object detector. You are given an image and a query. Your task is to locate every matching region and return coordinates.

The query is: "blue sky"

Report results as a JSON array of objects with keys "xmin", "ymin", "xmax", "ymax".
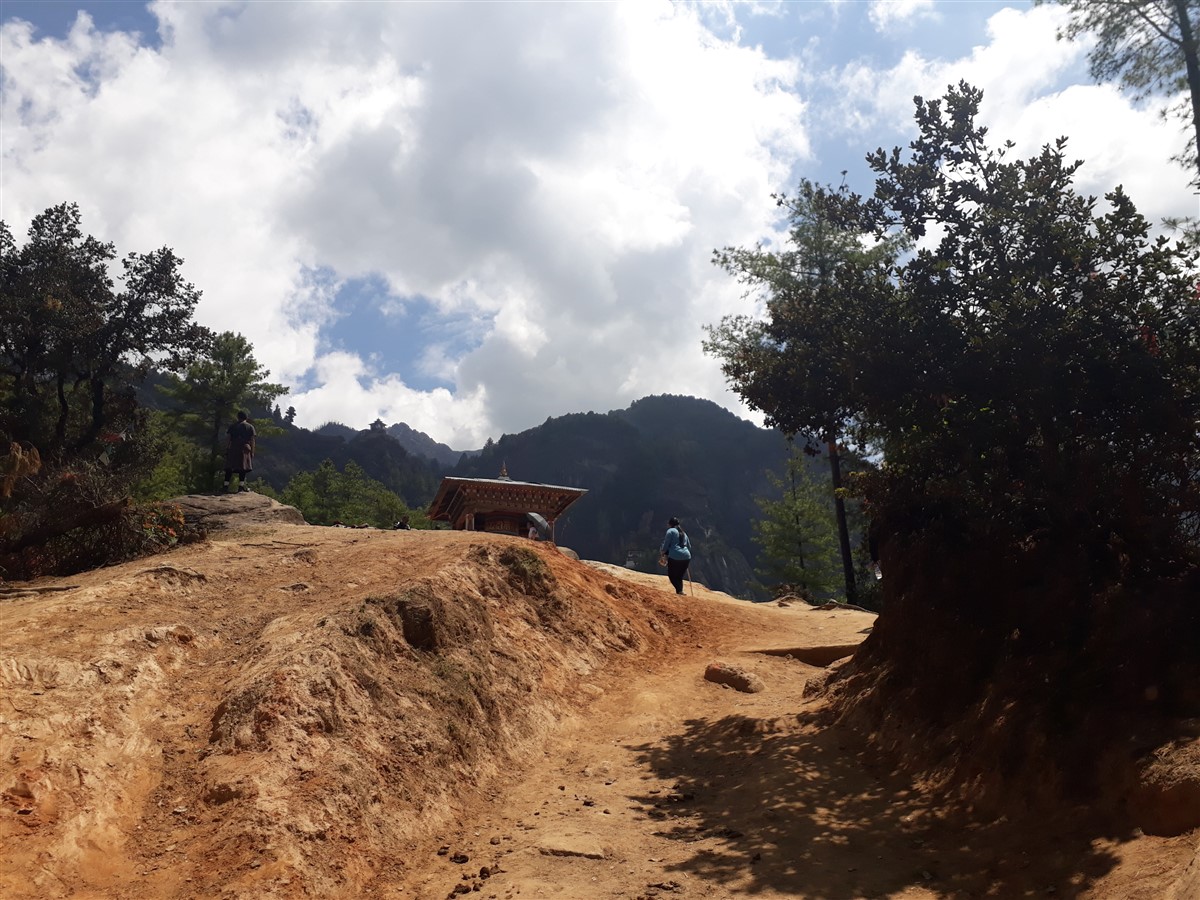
[{"xmin": 2, "ymin": 1, "xmax": 1193, "ymax": 448}]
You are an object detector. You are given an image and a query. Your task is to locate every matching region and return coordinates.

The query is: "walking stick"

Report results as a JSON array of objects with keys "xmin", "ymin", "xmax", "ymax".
[{"xmin": 688, "ymin": 569, "xmax": 694, "ymax": 596}]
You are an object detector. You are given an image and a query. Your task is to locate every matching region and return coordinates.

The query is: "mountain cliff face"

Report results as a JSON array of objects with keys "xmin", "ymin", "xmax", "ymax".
[
  {"xmin": 261, "ymin": 424, "xmax": 442, "ymax": 506},
  {"xmin": 450, "ymin": 395, "xmax": 790, "ymax": 599},
  {"xmin": 385, "ymin": 421, "xmax": 474, "ymax": 468}
]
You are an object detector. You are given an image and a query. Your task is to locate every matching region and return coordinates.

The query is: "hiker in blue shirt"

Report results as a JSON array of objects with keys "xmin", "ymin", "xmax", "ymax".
[{"xmin": 659, "ymin": 516, "xmax": 692, "ymax": 595}]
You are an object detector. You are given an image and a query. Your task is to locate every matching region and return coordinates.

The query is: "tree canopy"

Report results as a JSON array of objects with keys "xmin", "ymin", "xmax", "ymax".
[
  {"xmin": 0, "ymin": 203, "xmax": 210, "ymax": 578},
  {"xmin": 1, "ymin": 202, "xmax": 208, "ymax": 456},
  {"xmin": 707, "ymin": 180, "xmax": 903, "ymax": 443},
  {"xmin": 710, "ymin": 81, "xmax": 1200, "ymax": 587},
  {"xmin": 864, "ymin": 83, "xmax": 1197, "ymax": 574},
  {"xmin": 1038, "ymin": 0, "xmax": 1200, "ymax": 186},
  {"xmin": 157, "ymin": 331, "xmax": 286, "ymax": 490}
]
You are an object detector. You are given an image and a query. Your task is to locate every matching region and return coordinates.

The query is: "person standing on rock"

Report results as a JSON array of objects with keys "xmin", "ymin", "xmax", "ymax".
[
  {"xmin": 659, "ymin": 516, "xmax": 692, "ymax": 595},
  {"xmin": 222, "ymin": 411, "xmax": 256, "ymax": 493}
]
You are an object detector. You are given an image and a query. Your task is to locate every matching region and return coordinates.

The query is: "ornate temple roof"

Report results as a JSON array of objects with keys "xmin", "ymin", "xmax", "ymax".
[{"xmin": 427, "ymin": 470, "xmax": 587, "ymax": 526}]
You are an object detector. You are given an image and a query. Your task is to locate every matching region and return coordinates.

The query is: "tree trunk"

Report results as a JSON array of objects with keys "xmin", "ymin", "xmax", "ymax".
[
  {"xmin": 826, "ymin": 436, "xmax": 856, "ymax": 603},
  {"xmin": 1175, "ymin": 0, "xmax": 1200, "ymax": 185},
  {"xmin": 209, "ymin": 412, "xmax": 224, "ymax": 481},
  {"xmin": 1, "ymin": 496, "xmax": 131, "ymax": 554},
  {"xmin": 55, "ymin": 374, "xmax": 69, "ymax": 447},
  {"xmin": 790, "ymin": 463, "xmax": 809, "ymax": 592},
  {"xmin": 69, "ymin": 375, "xmax": 106, "ymax": 450}
]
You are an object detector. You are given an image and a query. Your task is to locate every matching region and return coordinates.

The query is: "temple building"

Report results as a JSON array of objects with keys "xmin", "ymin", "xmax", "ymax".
[{"xmin": 427, "ymin": 464, "xmax": 587, "ymax": 541}]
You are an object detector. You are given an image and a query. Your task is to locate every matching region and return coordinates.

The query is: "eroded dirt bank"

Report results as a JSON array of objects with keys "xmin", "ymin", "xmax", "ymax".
[{"xmin": 1, "ymin": 514, "xmax": 1196, "ymax": 899}]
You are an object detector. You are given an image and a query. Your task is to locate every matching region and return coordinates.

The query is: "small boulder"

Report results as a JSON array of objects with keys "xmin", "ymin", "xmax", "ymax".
[{"xmin": 704, "ymin": 662, "xmax": 764, "ymax": 693}]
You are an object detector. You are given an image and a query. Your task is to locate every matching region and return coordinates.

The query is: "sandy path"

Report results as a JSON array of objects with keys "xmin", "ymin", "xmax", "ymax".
[
  {"xmin": 2, "ymin": 519, "xmax": 1194, "ymax": 900},
  {"xmin": 390, "ymin": 590, "xmax": 937, "ymax": 900},
  {"xmin": 389, "ymin": 581, "xmax": 1197, "ymax": 900}
]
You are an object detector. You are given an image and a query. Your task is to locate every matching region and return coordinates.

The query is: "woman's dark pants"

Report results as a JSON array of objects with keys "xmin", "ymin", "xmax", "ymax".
[{"xmin": 667, "ymin": 558, "xmax": 690, "ymax": 594}]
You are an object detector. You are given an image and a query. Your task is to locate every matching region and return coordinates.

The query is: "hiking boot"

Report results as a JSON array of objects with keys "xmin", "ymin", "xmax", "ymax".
[{"xmin": 238, "ymin": 484, "xmax": 250, "ymax": 493}]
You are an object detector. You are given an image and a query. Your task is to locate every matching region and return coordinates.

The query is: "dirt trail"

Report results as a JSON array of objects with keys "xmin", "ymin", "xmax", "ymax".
[
  {"xmin": 389, "ymin": 576, "xmax": 870, "ymax": 900},
  {"xmin": 387, "ymin": 569, "xmax": 1197, "ymax": 900},
  {"xmin": 1, "ymin": 509, "xmax": 1196, "ymax": 899}
]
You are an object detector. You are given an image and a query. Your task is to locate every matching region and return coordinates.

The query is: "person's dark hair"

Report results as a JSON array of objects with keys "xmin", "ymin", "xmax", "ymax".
[
  {"xmin": 669, "ymin": 516, "xmax": 687, "ymax": 546},
  {"xmin": 236, "ymin": 410, "xmax": 248, "ymax": 421}
]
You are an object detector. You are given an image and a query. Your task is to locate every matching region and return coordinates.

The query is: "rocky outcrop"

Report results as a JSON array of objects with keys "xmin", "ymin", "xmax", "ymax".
[{"xmin": 171, "ymin": 492, "xmax": 307, "ymax": 531}]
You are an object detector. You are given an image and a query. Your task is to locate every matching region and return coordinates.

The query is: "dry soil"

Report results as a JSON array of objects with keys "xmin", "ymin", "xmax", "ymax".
[{"xmin": 0, "ymin": 497, "xmax": 1196, "ymax": 899}]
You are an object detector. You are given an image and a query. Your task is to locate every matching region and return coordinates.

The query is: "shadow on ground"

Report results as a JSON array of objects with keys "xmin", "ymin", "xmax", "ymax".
[{"xmin": 627, "ymin": 711, "xmax": 1133, "ymax": 898}]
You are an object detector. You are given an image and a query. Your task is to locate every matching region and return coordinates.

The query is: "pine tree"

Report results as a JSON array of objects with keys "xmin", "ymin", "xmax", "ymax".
[
  {"xmin": 751, "ymin": 446, "xmax": 840, "ymax": 601},
  {"xmin": 707, "ymin": 180, "xmax": 906, "ymax": 602},
  {"xmin": 157, "ymin": 332, "xmax": 286, "ymax": 491},
  {"xmin": 1038, "ymin": 0, "xmax": 1200, "ymax": 186}
]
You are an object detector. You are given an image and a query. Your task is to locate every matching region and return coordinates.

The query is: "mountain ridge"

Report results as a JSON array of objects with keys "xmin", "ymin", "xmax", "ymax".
[
  {"xmin": 447, "ymin": 395, "xmax": 792, "ymax": 598},
  {"xmin": 260, "ymin": 395, "xmax": 793, "ymax": 598}
]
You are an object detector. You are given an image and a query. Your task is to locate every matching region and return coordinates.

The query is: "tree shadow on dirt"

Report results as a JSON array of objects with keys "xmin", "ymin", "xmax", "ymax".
[{"xmin": 626, "ymin": 711, "xmax": 1133, "ymax": 898}]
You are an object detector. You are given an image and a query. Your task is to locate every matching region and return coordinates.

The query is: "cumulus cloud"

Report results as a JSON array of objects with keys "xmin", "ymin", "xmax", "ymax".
[
  {"xmin": 829, "ymin": 5, "xmax": 1192, "ymax": 223},
  {"xmin": 3, "ymin": 1, "xmax": 1192, "ymax": 450},
  {"xmin": 2, "ymin": 0, "xmax": 805, "ymax": 448},
  {"xmin": 868, "ymin": 0, "xmax": 938, "ymax": 32},
  {"xmin": 295, "ymin": 350, "xmax": 490, "ymax": 442}
]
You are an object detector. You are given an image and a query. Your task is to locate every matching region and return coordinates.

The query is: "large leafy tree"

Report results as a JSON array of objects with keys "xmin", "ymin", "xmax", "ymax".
[
  {"xmin": 1038, "ymin": 0, "xmax": 1200, "ymax": 186},
  {"xmin": 0, "ymin": 203, "xmax": 208, "ymax": 455},
  {"xmin": 706, "ymin": 180, "xmax": 904, "ymax": 601},
  {"xmin": 0, "ymin": 204, "xmax": 209, "ymax": 578},
  {"xmin": 844, "ymin": 84, "xmax": 1200, "ymax": 578},
  {"xmin": 157, "ymin": 331, "xmax": 286, "ymax": 490},
  {"xmin": 709, "ymin": 82, "xmax": 1200, "ymax": 737}
]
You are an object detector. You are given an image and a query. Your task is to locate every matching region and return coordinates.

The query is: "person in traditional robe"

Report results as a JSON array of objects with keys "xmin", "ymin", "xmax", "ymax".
[{"xmin": 223, "ymin": 411, "xmax": 256, "ymax": 493}]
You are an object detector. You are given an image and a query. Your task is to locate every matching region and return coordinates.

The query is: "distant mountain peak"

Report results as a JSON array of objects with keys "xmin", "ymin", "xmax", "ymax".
[{"xmin": 386, "ymin": 422, "xmax": 473, "ymax": 467}]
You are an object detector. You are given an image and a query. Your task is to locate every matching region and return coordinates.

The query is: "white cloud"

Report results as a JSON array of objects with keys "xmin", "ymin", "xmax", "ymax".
[
  {"xmin": 2, "ymin": 0, "xmax": 806, "ymax": 447},
  {"xmin": 4, "ymin": 1, "xmax": 1192, "ymax": 451},
  {"xmin": 868, "ymin": 0, "xmax": 938, "ymax": 32},
  {"xmin": 291, "ymin": 351, "xmax": 490, "ymax": 447},
  {"xmin": 835, "ymin": 6, "xmax": 1082, "ymax": 135},
  {"xmin": 829, "ymin": 5, "xmax": 1193, "ymax": 224}
]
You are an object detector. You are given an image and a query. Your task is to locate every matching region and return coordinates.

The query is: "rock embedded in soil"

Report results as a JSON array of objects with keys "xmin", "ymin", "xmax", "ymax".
[
  {"xmin": 704, "ymin": 661, "xmax": 764, "ymax": 693},
  {"xmin": 536, "ymin": 832, "xmax": 610, "ymax": 859}
]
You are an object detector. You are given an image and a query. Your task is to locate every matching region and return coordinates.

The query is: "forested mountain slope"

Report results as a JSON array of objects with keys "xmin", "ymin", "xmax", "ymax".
[
  {"xmin": 450, "ymin": 395, "xmax": 791, "ymax": 598},
  {"xmin": 258, "ymin": 423, "xmax": 443, "ymax": 507},
  {"xmin": 251, "ymin": 395, "xmax": 792, "ymax": 598}
]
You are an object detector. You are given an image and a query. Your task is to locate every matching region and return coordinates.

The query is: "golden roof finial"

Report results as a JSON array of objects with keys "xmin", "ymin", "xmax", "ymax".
[{"xmin": 499, "ymin": 461, "xmax": 508, "ymax": 479}]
